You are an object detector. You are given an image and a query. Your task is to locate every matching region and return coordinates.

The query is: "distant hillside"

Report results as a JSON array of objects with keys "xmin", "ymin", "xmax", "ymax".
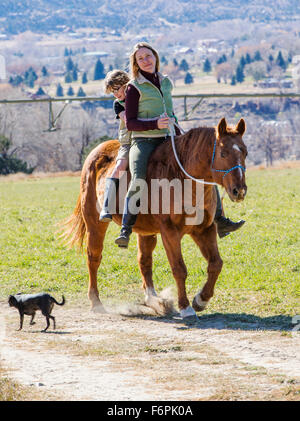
[{"xmin": 1, "ymin": 0, "xmax": 300, "ymax": 35}]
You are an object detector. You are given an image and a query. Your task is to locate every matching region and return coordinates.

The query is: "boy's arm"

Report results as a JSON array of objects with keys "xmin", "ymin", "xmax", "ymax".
[{"xmin": 113, "ymin": 100, "xmax": 125, "ymax": 120}]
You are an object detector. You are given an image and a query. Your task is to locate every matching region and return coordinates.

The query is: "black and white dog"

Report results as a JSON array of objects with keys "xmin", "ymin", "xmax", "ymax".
[{"xmin": 8, "ymin": 293, "xmax": 65, "ymax": 332}]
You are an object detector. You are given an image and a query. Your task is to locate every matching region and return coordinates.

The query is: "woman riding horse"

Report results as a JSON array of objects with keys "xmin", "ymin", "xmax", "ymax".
[{"xmin": 111, "ymin": 42, "xmax": 244, "ymax": 247}]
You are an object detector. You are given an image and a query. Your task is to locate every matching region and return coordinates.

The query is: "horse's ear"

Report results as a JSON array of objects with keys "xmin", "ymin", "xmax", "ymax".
[
  {"xmin": 217, "ymin": 118, "xmax": 227, "ymax": 138},
  {"xmin": 236, "ymin": 118, "xmax": 246, "ymax": 136}
]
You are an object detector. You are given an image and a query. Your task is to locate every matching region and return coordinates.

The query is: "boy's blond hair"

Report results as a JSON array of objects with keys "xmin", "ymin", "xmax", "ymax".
[
  {"xmin": 104, "ymin": 69, "xmax": 130, "ymax": 94},
  {"xmin": 129, "ymin": 42, "xmax": 160, "ymax": 79}
]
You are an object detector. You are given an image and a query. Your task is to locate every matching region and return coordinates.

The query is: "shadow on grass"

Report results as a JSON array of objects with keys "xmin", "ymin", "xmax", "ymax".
[{"xmin": 124, "ymin": 311, "xmax": 295, "ymax": 332}]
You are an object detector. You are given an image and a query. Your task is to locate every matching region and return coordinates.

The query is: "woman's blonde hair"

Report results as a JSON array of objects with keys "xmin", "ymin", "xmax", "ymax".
[
  {"xmin": 104, "ymin": 69, "xmax": 130, "ymax": 94},
  {"xmin": 129, "ymin": 42, "xmax": 160, "ymax": 79}
]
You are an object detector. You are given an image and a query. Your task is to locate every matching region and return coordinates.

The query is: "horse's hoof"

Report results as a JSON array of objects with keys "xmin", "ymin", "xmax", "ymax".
[
  {"xmin": 91, "ymin": 304, "xmax": 106, "ymax": 314},
  {"xmin": 180, "ymin": 306, "xmax": 199, "ymax": 323},
  {"xmin": 192, "ymin": 295, "xmax": 208, "ymax": 312}
]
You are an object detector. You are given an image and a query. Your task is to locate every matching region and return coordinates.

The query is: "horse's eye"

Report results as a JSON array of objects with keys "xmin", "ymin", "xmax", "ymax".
[{"xmin": 220, "ymin": 151, "xmax": 227, "ymax": 158}]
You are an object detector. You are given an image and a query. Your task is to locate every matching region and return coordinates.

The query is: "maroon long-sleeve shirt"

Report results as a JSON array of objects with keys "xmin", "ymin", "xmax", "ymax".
[{"xmin": 125, "ymin": 70, "xmax": 180, "ymax": 135}]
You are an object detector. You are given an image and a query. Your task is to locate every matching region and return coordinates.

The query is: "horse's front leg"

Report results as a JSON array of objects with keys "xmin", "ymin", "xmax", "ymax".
[
  {"xmin": 137, "ymin": 234, "xmax": 173, "ymax": 316},
  {"xmin": 160, "ymin": 222, "xmax": 197, "ymax": 321},
  {"xmin": 190, "ymin": 224, "xmax": 223, "ymax": 312}
]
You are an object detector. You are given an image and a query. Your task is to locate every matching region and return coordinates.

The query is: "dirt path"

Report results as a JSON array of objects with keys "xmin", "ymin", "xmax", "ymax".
[{"xmin": 0, "ymin": 300, "xmax": 299, "ymax": 401}]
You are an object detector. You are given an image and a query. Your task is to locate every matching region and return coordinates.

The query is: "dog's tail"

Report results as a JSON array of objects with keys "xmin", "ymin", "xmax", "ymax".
[{"xmin": 52, "ymin": 295, "xmax": 66, "ymax": 306}]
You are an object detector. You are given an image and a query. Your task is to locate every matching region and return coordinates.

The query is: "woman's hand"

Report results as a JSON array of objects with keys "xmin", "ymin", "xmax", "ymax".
[{"xmin": 157, "ymin": 116, "xmax": 170, "ymax": 129}]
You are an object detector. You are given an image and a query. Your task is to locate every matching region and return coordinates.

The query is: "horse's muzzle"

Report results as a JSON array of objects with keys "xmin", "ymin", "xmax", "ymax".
[{"xmin": 229, "ymin": 185, "xmax": 247, "ymax": 202}]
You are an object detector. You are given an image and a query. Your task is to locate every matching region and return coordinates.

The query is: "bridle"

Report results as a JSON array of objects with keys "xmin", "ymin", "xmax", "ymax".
[
  {"xmin": 211, "ymin": 138, "xmax": 246, "ymax": 179},
  {"xmin": 170, "ymin": 122, "xmax": 246, "ymax": 185}
]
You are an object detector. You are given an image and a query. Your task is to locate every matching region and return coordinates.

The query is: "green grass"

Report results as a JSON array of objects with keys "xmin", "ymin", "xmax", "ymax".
[{"xmin": 0, "ymin": 168, "xmax": 299, "ymax": 321}]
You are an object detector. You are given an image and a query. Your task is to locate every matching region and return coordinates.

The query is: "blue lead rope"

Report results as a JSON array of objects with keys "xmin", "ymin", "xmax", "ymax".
[{"xmin": 211, "ymin": 139, "xmax": 246, "ymax": 178}]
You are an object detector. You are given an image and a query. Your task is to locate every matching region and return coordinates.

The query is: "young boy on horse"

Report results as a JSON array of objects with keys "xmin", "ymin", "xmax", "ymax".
[{"xmin": 100, "ymin": 70, "xmax": 131, "ymax": 222}]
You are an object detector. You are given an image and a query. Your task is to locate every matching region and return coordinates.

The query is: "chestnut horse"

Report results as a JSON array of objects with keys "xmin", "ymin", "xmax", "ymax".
[{"xmin": 61, "ymin": 118, "xmax": 247, "ymax": 321}]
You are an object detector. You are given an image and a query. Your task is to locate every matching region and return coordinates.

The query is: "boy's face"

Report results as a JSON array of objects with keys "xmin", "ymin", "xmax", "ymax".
[{"xmin": 112, "ymin": 85, "xmax": 126, "ymax": 101}]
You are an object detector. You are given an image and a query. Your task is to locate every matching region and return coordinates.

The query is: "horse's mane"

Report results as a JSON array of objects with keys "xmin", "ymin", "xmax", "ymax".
[{"xmin": 148, "ymin": 127, "xmax": 216, "ymax": 180}]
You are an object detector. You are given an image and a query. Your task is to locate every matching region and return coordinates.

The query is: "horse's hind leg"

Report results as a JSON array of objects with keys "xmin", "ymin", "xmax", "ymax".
[
  {"xmin": 86, "ymin": 223, "xmax": 108, "ymax": 312},
  {"xmin": 137, "ymin": 234, "xmax": 173, "ymax": 316},
  {"xmin": 190, "ymin": 225, "xmax": 223, "ymax": 312}
]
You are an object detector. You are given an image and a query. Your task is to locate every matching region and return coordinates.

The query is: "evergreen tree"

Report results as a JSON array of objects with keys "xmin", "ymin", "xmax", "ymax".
[
  {"xmin": 231, "ymin": 75, "xmax": 236, "ymax": 85},
  {"xmin": 9, "ymin": 75, "xmax": 23, "ymax": 86},
  {"xmin": 254, "ymin": 50, "xmax": 262, "ymax": 61},
  {"xmin": 35, "ymin": 87, "xmax": 46, "ymax": 96},
  {"xmin": 203, "ymin": 58, "xmax": 211, "ymax": 73},
  {"xmin": 65, "ymin": 57, "xmax": 74, "ymax": 72},
  {"xmin": 179, "ymin": 59, "xmax": 189, "ymax": 71},
  {"xmin": 161, "ymin": 55, "xmax": 168, "ymax": 65},
  {"xmin": 239, "ymin": 56, "xmax": 246, "ymax": 68},
  {"xmin": 64, "ymin": 47, "xmax": 69, "ymax": 57},
  {"xmin": 276, "ymin": 51, "xmax": 286, "ymax": 69},
  {"xmin": 65, "ymin": 72, "xmax": 72, "ymax": 83},
  {"xmin": 236, "ymin": 64, "xmax": 245, "ymax": 83},
  {"xmin": 72, "ymin": 68, "xmax": 78, "ymax": 82},
  {"xmin": 184, "ymin": 72, "xmax": 193, "ymax": 84},
  {"xmin": 94, "ymin": 58, "xmax": 105, "ymax": 80},
  {"xmin": 67, "ymin": 86, "xmax": 74, "ymax": 96},
  {"xmin": 82, "ymin": 72, "xmax": 88, "ymax": 84},
  {"xmin": 0, "ymin": 134, "xmax": 34, "ymax": 175},
  {"xmin": 245, "ymin": 53, "xmax": 252, "ymax": 64},
  {"xmin": 24, "ymin": 67, "xmax": 38, "ymax": 87},
  {"xmin": 56, "ymin": 83, "xmax": 64, "ymax": 97},
  {"xmin": 77, "ymin": 87, "xmax": 86, "ymax": 97},
  {"xmin": 173, "ymin": 58, "xmax": 178, "ymax": 67},
  {"xmin": 41, "ymin": 66, "xmax": 48, "ymax": 77},
  {"xmin": 217, "ymin": 54, "xmax": 227, "ymax": 64},
  {"xmin": 268, "ymin": 54, "xmax": 274, "ymax": 63}
]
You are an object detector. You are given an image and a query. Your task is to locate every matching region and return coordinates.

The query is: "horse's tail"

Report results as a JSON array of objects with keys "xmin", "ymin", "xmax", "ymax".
[
  {"xmin": 59, "ymin": 194, "xmax": 86, "ymax": 251},
  {"xmin": 58, "ymin": 141, "xmax": 118, "ymax": 251}
]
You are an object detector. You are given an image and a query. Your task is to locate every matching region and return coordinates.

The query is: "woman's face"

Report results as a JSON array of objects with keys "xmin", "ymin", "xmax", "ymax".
[{"xmin": 135, "ymin": 47, "xmax": 156, "ymax": 74}]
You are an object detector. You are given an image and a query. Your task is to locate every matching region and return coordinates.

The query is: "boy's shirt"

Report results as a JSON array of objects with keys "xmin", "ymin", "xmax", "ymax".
[{"xmin": 114, "ymin": 99, "xmax": 131, "ymax": 145}]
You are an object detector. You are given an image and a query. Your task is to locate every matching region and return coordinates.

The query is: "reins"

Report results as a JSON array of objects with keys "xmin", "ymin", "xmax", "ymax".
[{"xmin": 168, "ymin": 121, "xmax": 246, "ymax": 185}]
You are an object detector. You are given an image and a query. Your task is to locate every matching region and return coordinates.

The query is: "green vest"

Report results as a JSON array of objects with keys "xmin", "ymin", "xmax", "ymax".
[{"xmin": 129, "ymin": 72, "xmax": 174, "ymax": 138}]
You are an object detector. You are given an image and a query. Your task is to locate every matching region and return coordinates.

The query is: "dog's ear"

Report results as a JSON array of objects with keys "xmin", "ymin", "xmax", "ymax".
[{"xmin": 8, "ymin": 295, "xmax": 17, "ymax": 305}]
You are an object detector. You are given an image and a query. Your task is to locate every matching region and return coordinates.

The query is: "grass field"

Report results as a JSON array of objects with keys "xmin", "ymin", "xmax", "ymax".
[{"xmin": 0, "ymin": 167, "xmax": 299, "ymax": 327}]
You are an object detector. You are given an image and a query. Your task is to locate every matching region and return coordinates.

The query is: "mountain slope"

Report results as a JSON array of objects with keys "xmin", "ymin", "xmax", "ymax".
[{"xmin": 0, "ymin": 0, "xmax": 300, "ymax": 34}]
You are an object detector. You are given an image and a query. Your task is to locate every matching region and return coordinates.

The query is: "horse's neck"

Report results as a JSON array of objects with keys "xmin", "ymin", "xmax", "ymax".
[{"xmin": 177, "ymin": 128, "xmax": 215, "ymax": 182}]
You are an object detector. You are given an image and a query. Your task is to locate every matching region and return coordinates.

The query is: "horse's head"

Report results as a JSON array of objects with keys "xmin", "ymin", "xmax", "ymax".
[{"xmin": 213, "ymin": 117, "xmax": 248, "ymax": 202}]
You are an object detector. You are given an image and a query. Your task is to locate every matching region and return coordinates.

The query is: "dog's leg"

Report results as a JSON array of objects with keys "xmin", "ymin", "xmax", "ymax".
[
  {"xmin": 49, "ymin": 315, "xmax": 56, "ymax": 330},
  {"xmin": 30, "ymin": 313, "xmax": 36, "ymax": 325},
  {"xmin": 42, "ymin": 317, "xmax": 50, "ymax": 332},
  {"xmin": 18, "ymin": 312, "xmax": 24, "ymax": 331}
]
